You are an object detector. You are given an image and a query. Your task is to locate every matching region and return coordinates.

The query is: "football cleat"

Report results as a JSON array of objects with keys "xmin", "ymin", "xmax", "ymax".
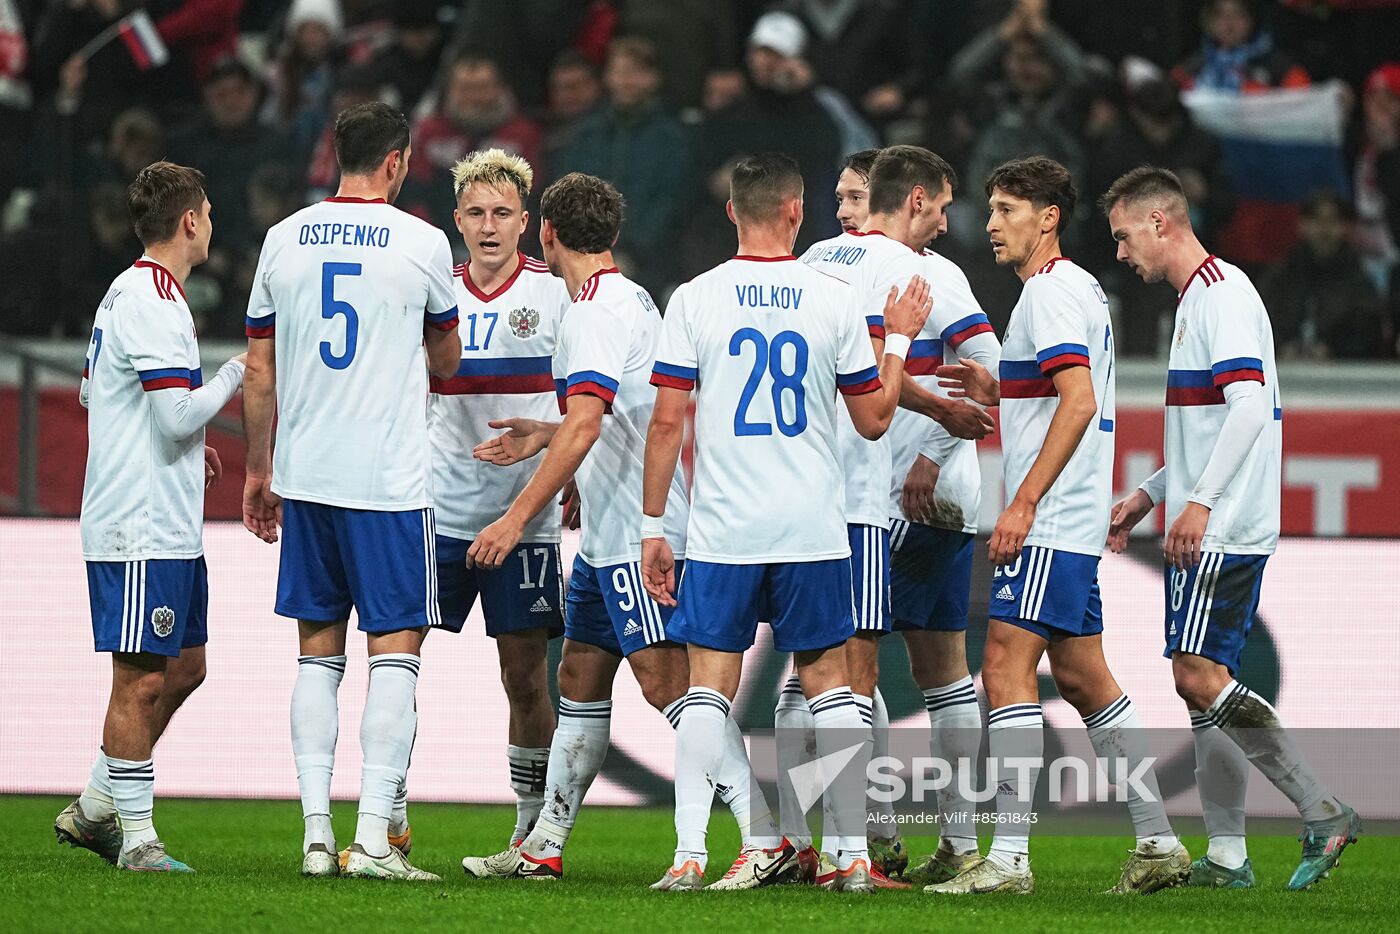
[
  {"xmin": 650, "ymin": 860, "xmax": 704, "ymax": 891},
  {"xmin": 1107, "ymin": 842, "xmax": 1191, "ymax": 893},
  {"xmin": 925, "ymin": 856, "xmax": 1034, "ymax": 895},
  {"xmin": 461, "ymin": 844, "xmax": 562, "ymax": 881},
  {"xmin": 1189, "ymin": 856, "xmax": 1255, "ymax": 889},
  {"xmin": 54, "ymin": 799, "xmax": 122, "ymax": 864},
  {"xmin": 792, "ymin": 845, "xmax": 821, "ymax": 883},
  {"xmin": 117, "ymin": 841, "xmax": 195, "ymax": 873},
  {"xmin": 301, "ymin": 843, "xmax": 339, "ymax": 877},
  {"xmin": 343, "ymin": 843, "xmax": 440, "ymax": 881},
  {"xmin": 1288, "ymin": 802, "xmax": 1361, "ymax": 891},
  {"xmin": 826, "ymin": 858, "xmax": 876, "ymax": 894},
  {"xmin": 815, "ymin": 851, "xmax": 839, "ymax": 888},
  {"xmin": 706, "ymin": 839, "xmax": 803, "ymax": 890},
  {"xmin": 869, "ymin": 832, "xmax": 909, "ymax": 878},
  {"xmin": 869, "ymin": 862, "xmax": 911, "ymax": 890},
  {"xmin": 338, "ymin": 825, "xmax": 411, "ymax": 873},
  {"xmin": 905, "ymin": 840, "xmax": 982, "ymax": 886}
]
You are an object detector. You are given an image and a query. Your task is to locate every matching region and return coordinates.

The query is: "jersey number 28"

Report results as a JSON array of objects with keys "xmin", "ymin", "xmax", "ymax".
[{"xmin": 730, "ymin": 328, "xmax": 808, "ymax": 437}]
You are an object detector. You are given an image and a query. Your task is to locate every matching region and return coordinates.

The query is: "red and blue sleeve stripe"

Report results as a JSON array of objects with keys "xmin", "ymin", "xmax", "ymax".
[
  {"xmin": 137, "ymin": 367, "xmax": 199, "ymax": 391},
  {"xmin": 425, "ymin": 305, "xmax": 460, "ymax": 332},
  {"xmin": 866, "ymin": 315, "xmax": 885, "ymax": 340},
  {"xmin": 1166, "ymin": 369, "xmax": 1225, "ymax": 406},
  {"xmin": 651, "ymin": 361, "xmax": 698, "ymax": 391},
  {"xmin": 430, "ymin": 355, "xmax": 554, "ymax": 395},
  {"xmin": 904, "ymin": 338, "xmax": 943, "ymax": 377},
  {"xmin": 1036, "ymin": 342, "xmax": 1090, "ymax": 374},
  {"xmin": 941, "ymin": 312, "xmax": 995, "ymax": 348},
  {"xmin": 837, "ymin": 365, "xmax": 881, "ymax": 396},
  {"xmin": 245, "ymin": 313, "xmax": 275, "ymax": 338},
  {"xmin": 554, "ymin": 378, "xmax": 567, "ymax": 414},
  {"xmin": 1000, "ymin": 359, "xmax": 1057, "ymax": 399},
  {"xmin": 1211, "ymin": 356, "xmax": 1265, "ymax": 387},
  {"xmin": 566, "ymin": 369, "xmax": 620, "ymax": 409}
]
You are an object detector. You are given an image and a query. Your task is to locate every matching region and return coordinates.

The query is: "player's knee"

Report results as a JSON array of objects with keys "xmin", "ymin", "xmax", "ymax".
[
  {"xmin": 639, "ymin": 677, "xmax": 684, "ymax": 713},
  {"xmin": 121, "ymin": 669, "xmax": 166, "ymax": 713},
  {"xmin": 163, "ymin": 662, "xmax": 206, "ymax": 705},
  {"xmin": 1171, "ymin": 656, "xmax": 1222, "ymax": 710},
  {"xmin": 500, "ymin": 660, "xmax": 548, "ymax": 709}
]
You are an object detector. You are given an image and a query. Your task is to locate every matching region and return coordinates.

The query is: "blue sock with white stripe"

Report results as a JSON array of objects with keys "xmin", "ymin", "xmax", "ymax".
[
  {"xmin": 354, "ymin": 653, "xmax": 420, "ymax": 857},
  {"xmin": 1083, "ymin": 695, "xmax": 1177, "ymax": 853},
  {"xmin": 78, "ymin": 747, "xmax": 117, "ymax": 821},
  {"xmin": 292, "ymin": 654, "xmax": 345, "ymax": 853},
  {"xmin": 673, "ymin": 688, "xmax": 731, "ymax": 870},
  {"xmin": 809, "ymin": 686, "xmax": 871, "ymax": 870},
  {"xmin": 108, "ymin": 756, "xmax": 157, "ymax": 852},
  {"xmin": 525, "ymin": 698, "xmax": 612, "ymax": 860},
  {"xmin": 1191, "ymin": 709, "xmax": 1248, "ymax": 870},
  {"xmin": 774, "ymin": 674, "xmax": 815, "ymax": 849},
  {"xmin": 924, "ymin": 676, "xmax": 981, "ymax": 854},
  {"xmin": 986, "ymin": 703, "xmax": 1042, "ymax": 872}
]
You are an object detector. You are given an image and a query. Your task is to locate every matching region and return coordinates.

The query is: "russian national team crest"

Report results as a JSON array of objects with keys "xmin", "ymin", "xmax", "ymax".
[
  {"xmin": 509, "ymin": 307, "xmax": 539, "ymax": 338},
  {"xmin": 151, "ymin": 606, "xmax": 176, "ymax": 637}
]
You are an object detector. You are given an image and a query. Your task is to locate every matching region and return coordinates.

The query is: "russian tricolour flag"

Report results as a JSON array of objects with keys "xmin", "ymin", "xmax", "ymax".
[
  {"xmin": 116, "ymin": 10, "xmax": 168, "ymax": 72},
  {"xmin": 1182, "ymin": 82, "xmax": 1349, "ymax": 265}
]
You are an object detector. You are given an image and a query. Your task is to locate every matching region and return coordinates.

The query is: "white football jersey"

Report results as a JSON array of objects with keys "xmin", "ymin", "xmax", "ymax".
[
  {"xmin": 999, "ymin": 257, "xmax": 1116, "ymax": 557},
  {"xmin": 553, "ymin": 267, "xmax": 688, "ymax": 566},
  {"xmin": 246, "ymin": 197, "xmax": 458, "ymax": 510},
  {"xmin": 652, "ymin": 255, "xmax": 880, "ymax": 563},
  {"xmin": 427, "ymin": 254, "xmax": 569, "ymax": 542},
  {"xmin": 81, "ymin": 259, "xmax": 206, "ymax": 560},
  {"xmin": 888, "ymin": 250, "xmax": 1001, "ymax": 534},
  {"xmin": 800, "ymin": 229, "xmax": 924, "ymax": 528},
  {"xmin": 1165, "ymin": 256, "xmax": 1281, "ymax": 554}
]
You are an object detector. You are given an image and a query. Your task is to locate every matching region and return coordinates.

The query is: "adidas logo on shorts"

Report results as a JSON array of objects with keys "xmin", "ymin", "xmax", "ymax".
[
  {"xmin": 529, "ymin": 596, "xmax": 553, "ymax": 614},
  {"xmin": 622, "ymin": 619, "xmax": 642, "ymax": 636},
  {"xmin": 995, "ymin": 584, "xmax": 1016, "ymax": 602}
]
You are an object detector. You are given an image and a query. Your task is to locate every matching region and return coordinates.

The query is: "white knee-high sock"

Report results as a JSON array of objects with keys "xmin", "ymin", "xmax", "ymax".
[
  {"xmin": 354, "ymin": 654, "xmax": 419, "ymax": 856},
  {"xmin": 867, "ymin": 689, "xmax": 899, "ymax": 840},
  {"xmin": 986, "ymin": 703, "xmax": 1042, "ymax": 872},
  {"xmin": 291, "ymin": 654, "xmax": 345, "ymax": 853},
  {"xmin": 1192, "ymin": 709, "xmax": 1249, "ymax": 869},
  {"xmin": 1207, "ymin": 680, "xmax": 1339, "ymax": 823},
  {"xmin": 672, "ymin": 688, "xmax": 730, "ymax": 871},
  {"xmin": 508, "ymin": 745, "xmax": 551, "ymax": 843},
  {"xmin": 391, "ymin": 700, "xmax": 416, "ymax": 836},
  {"xmin": 924, "ymin": 676, "xmax": 981, "ymax": 854},
  {"xmin": 809, "ymin": 686, "xmax": 871, "ymax": 870},
  {"xmin": 1083, "ymin": 695, "xmax": 1177, "ymax": 853},
  {"xmin": 773, "ymin": 674, "xmax": 816, "ymax": 849},
  {"xmin": 665, "ymin": 696, "xmax": 780, "ymax": 849},
  {"xmin": 107, "ymin": 756, "xmax": 157, "ymax": 851},
  {"xmin": 523, "ymin": 697, "xmax": 611, "ymax": 862},
  {"xmin": 78, "ymin": 747, "xmax": 117, "ymax": 821}
]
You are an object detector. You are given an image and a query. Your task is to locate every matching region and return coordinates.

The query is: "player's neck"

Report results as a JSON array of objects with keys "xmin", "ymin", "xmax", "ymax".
[
  {"xmin": 559, "ymin": 251, "xmax": 617, "ymax": 298},
  {"xmin": 1165, "ymin": 238, "xmax": 1212, "ymax": 293},
  {"xmin": 141, "ymin": 243, "xmax": 194, "ymax": 286},
  {"xmin": 735, "ymin": 225, "xmax": 796, "ymax": 259},
  {"xmin": 469, "ymin": 249, "xmax": 521, "ymax": 294},
  {"xmin": 1015, "ymin": 237, "xmax": 1064, "ymax": 282},
  {"xmin": 333, "ymin": 174, "xmax": 390, "ymax": 203},
  {"xmin": 861, "ymin": 212, "xmax": 917, "ymax": 250}
]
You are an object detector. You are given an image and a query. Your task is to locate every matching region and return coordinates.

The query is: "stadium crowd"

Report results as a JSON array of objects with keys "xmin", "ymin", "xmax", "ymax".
[{"xmin": 1, "ymin": 0, "xmax": 1399, "ymax": 358}]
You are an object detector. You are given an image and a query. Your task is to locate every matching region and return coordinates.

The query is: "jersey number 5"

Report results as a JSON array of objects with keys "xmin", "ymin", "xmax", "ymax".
[
  {"xmin": 730, "ymin": 328, "xmax": 808, "ymax": 437},
  {"xmin": 320, "ymin": 262, "xmax": 361, "ymax": 370}
]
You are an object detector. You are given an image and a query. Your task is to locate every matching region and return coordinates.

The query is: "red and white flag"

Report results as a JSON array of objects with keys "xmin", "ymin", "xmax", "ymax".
[{"xmin": 115, "ymin": 10, "xmax": 168, "ymax": 71}]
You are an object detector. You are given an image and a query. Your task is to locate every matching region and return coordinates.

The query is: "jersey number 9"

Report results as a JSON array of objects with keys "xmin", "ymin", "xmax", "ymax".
[
  {"xmin": 730, "ymin": 328, "xmax": 808, "ymax": 437},
  {"xmin": 320, "ymin": 262, "xmax": 361, "ymax": 370}
]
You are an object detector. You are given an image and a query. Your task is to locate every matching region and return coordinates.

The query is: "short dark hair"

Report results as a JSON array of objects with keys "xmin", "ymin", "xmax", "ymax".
[
  {"xmin": 205, "ymin": 55, "xmax": 256, "ymax": 88},
  {"xmin": 868, "ymin": 145, "xmax": 957, "ymax": 215},
  {"xmin": 841, "ymin": 148, "xmax": 882, "ymax": 182},
  {"xmin": 334, "ymin": 102, "xmax": 411, "ymax": 176},
  {"xmin": 985, "ymin": 156, "xmax": 1077, "ymax": 231},
  {"xmin": 1098, "ymin": 165, "xmax": 1187, "ymax": 218},
  {"xmin": 730, "ymin": 152, "xmax": 803, "ymax": 222},
  {"xmin": 609, "ymin": 36, "xmax": 659, "ymax": 73},
  {"xmin": 540, "ymin": 172, "xmax": 624, "ymax": 253},
  {"xmin": 127, "ymin": 161, "xmax": 207, "ymax": 247}
]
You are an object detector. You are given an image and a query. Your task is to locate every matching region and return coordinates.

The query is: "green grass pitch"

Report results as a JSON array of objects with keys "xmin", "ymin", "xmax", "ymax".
[{"xmin": 3, "ymin": 795, "xmax": 1396, "ymax": 933}]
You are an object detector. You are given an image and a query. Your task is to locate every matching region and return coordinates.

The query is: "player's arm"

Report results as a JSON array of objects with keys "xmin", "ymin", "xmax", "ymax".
[
  {"xmin": 423, "ymin": 322, "xmax": 460, "ymax": 379},
  {"xmin": 148, "ymin": 355, "xmax": 246, "ymax": 442},
  {"xmin": 422, "ymin": 234, "xmax": 462, "ymax": 379},
  {"xmin": 640, "ymin": 384, "xmax": 688, "ymax": 606},
  {"xmin": 473, "ymin": 417, "xmax": 562, "ymax": 465},
  {"xmin": 467, "ymin": 394, "xmax": 605, "ymax": 568},
  {"xmin": 844, "ymin": 276, "xmax": 932, "ymax": 439},
  {"xmin": 241, "ymin": 333, "xmax": 279, "ymax": 543},
  {"xmin": 987, "ymin": 364, "xmax": 1097, "ymax": 565},
  {"xmin": 1109, "ymin": 467, "xmax": 1164, "ymax": 553}
]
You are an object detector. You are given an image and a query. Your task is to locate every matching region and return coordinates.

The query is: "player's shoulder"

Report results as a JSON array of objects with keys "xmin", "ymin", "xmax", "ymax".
[
  {"xmin": 921, "ymin": 247, "xmax": 974, "ymax": 288},
  {"xmin": 1185, "ymin": 255, "xmax": 1262, "ymax": 301},
  {"xmin": 1024, "ymin": 256, "xmax": 1100, "ymax": 299},
  {"xmin": 120, "ymin": 260, "xmax": 189, "ymax": 313}
]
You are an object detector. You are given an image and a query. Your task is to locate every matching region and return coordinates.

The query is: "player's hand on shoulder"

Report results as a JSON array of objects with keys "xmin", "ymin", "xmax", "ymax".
[
  {"xmin": 474, "ymin": 418, "xmax": 547, "ymax": 466},
  {"xmin": 936, "ymin": 357, "xmax": 999, "ymax": 409},
  {"xmin": 901, "ymin": 454, "xmax": 941, "ymax": 524},
  {"xmin": 640, "ymin": 537, "xmax": 677, "ymax": 608},
  {"xmin": 1107, "ymin": 489, "xmax": 1154, "ymax": 554},
  {"xmin": 242, "ymin": 473, "xmax": 280, "ymax": 543},
  {"xmin": 883, "ymin": 275, "xmax": 932, "ymax": 339}
]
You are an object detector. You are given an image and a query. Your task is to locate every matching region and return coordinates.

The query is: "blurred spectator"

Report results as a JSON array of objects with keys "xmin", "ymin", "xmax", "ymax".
[
  {"xmin": 0, "ymin": 0, "xmax": 30, "ymax": 204},
  {"xmin": 1172, "ymin": 0, "xmax": 1309, "ymax": 93},
  {"xmin": 553, "ymin": 37, "xmax": 687, "ymax": 294},
  {"xmin": 1355, "ymin": 63, "xmax": 1400, "ymax": 293},
  {"xmin": 168, "ymin": 56, "xmax": 295, "ymax": 251},
  {"xmin": 1259, "ymin": 190, "xmax": 1385, "ymax": 359},
  {"xmin": 452, "ymin": 0, "xmax": 594, "ymax": 111},
  {"xmin": 262, "ymin": 0, "xmax": 343, "ymax": 152},
  {"xmin": 543, "ymin": 50, "xmax": 602, "ymax": 150},
  {"xmin": 403, "ymin": 53, "xmax": 544, "ymax": 235},
  {"xmin": 365, "ymin": 1, "xmax": 447, "ymax": 115},
  {"xmin": 306, "ymin": 66, "xmax": 378, "ymax": 200},
  {"xmin": 618, "ymin": 0, "xmax": 738, "ymax": 112},
  {"xmin": 76, "ymin": 182, "xmax": 145, "ymax": 314}
]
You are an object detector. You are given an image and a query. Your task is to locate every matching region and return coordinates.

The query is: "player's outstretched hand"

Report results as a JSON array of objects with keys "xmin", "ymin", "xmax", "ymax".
[
  {"xmin": 242, "ymin": 473, "xmax": 281, "ymax": 543},
  {"xmin": 883, "ymin": 275, "xmax": 932, "ymax": 339},
  {"xmin": 468, "ymin": 515, "xmax": 523, "ymax": 569},
  {"xmin": 560, "ymin": 479, "xmax": 581, "ymax": 530},
  {"xmin": 936, "ymin": 358, "xmax": 999, "ymax": 408},
  {"xmin": 939, "ymin": 398, "xmax": 996, "ymax": 441},
  {"xmin": 641, "ymin": 536, "xmax": 677, "ymax": 607},
  {"xmin": 988, "ymin": 498, "xmax": 1035, "ymax": 567},
  {"xmin": 474, "ymin": 418, "xmax": 549, "ymax": 466},
  {"xmin": 204, "ymin": 446, "xmax": 222, "ymax": 489},
  {"xmin": 901, "ymin": 454, "xmax": 941, "ymax": 524},
  {"xmin": 1108, "ymin": 489, "xmax": 1154, "ymax": 554},
  {"xmin": 1165, "ymin": 502, "xmax": 1209, "ymax": 570}
]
